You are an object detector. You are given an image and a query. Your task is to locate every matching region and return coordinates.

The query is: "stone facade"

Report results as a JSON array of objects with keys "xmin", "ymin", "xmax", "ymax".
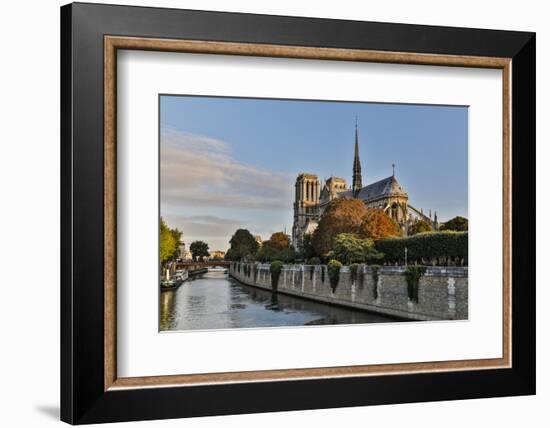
[
  {"xmin": 291, "ymin": 123, "xmax": 440, "ymax": 248},
  {"xmin": 230, "ymin": 262, "xmax": 468, "ymax": 321}
]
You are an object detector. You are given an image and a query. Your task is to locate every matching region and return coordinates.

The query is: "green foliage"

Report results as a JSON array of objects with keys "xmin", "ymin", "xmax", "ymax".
[
  {"xmin": 327, "ymin": 259, "xmax": 342, "ymax": 293},
  {"xmin": 298, "ymin": 233, "xmax": 316, "ymax": 260},
  {"xmin": 371, "ymin": 265, "xmax": 380, "ymax": 299},
  {"xmin": 225, "ymin": 229, "xmax": 260, "ymax": 261},
  {"xmin": 410, "ymin": 220, "xmax": 432, "ymax": 235},
  {"xmin": 349, "ymin": 263, "xmax": 360, "ymax": 284},
  {"xmin": 307, "ymin": 257, "xmax": 321, "ymax": 265},
  {"xmin": 256, "ymin": 231, "xmax": 296, "ymax": 263},
  {"xmin": 270, "ymin": 260, "xmax": 284, "ymax": 291},
  {"xmin": 375, "ymin": 231, "xmax": 468, "ymax": 265},
  {"xmin": 160, "ymin": 217, "xmax": 182, "ymax": 266},
  {"xmin": 441, "ymin": 216, "xmax": 469, "ymax": 231},
  {"xmin": 405, "ymin": 266, "xmax": 426, "ymax": 303},
  {"xmin": 257, "ymin": 244, "xmax": 296, "ymax": 263},
  {"xmin": 332, "ymin": 233, "xmax": 383, "ymax": 264},
  {"xmin": 189, "ymin": 240, "xmax": 209, "ymax": 262}
]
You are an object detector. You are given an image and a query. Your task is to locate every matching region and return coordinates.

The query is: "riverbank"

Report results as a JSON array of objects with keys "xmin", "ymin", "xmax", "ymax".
[{"xmin": 229, "ymin": 262, "xmax": 468, "ymax": 321}]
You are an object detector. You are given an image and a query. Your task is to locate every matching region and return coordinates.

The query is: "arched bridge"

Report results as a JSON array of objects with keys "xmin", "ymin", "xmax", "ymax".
[{"xmin": 175, "ymin": 261, "xmax": 230, "ymax": 270}]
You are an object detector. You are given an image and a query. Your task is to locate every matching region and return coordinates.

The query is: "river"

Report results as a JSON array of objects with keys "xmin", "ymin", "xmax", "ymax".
[{"xmin": 160, "ymin": 271, "xmax": 398, "ymax": 331}]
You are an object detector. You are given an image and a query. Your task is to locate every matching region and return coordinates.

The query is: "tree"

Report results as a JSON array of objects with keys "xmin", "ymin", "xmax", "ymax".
[
  {"xmin": 256, "ymin": 232, "xmax": 296, "ymax": 263},
  {"xmin": 332, "ymin": 233, "xmax": 382, "ymax": 264},
  {"xmin": 312, "ymin": 198, "xmax": 367, "ymax": 256},
  {"xmin": 160, "ymin": 217, "xmax": 177, "ymax": 266},
  {"xmin": 225, "ymin": 229, "xmax": 259, "ymax": 261},
  {"xmin": 441, "ymin": 216, "xmax": 468, "ymax": 231},
  {"xmin": 359, "ymin": 208, "xmax": 401, "ymax": 240},
  {"xmin": 160, "ymin": 217, "xmax": 182, "ymax": 266},
  {"xmin": 410, "ymin": 220, "xmax": 432, "ymax": 235},
  {"xmin": 268, "ymin": 232, "xmax": 291, "ymax": 250},
  {"xmin": 298, "ymin": 233, "xmax": 316, "ymax": 260},
  {"xmin": 189, "ymin": 240, "xmax": 209, "ymax": 262}
]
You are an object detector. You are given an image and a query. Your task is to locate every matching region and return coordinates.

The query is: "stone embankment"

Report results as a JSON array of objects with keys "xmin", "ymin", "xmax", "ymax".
[{"xmin": 230, "ymin": 262, "xmax": 468, "ymax": 321}]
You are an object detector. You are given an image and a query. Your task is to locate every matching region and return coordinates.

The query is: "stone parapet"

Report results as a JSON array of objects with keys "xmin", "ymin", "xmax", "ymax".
[{"xmin": 229, "ymin": 262, "xmax": 468, "ymax": 321}]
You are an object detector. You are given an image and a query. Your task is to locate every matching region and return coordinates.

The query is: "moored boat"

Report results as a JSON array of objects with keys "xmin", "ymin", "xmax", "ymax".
[{"xmin": 161, "ymin": 268, "xmax": 188, "ymax": 290}]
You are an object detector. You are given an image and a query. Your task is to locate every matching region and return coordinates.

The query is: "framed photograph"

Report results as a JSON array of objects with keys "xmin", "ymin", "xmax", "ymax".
[{"xmin": 61, "ymin": 2, "xmax": 535, "ymax": 424}]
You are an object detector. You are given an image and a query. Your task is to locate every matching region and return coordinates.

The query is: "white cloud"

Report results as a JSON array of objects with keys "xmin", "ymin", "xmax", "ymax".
[{"xmin": 160, "ymin": 127, "xmax": 293, "ymax": 211}]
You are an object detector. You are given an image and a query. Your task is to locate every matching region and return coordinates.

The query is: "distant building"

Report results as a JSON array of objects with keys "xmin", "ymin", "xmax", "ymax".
[
  {"xmin": 292, "ymin": 121, "xmax": 440, "ymax": 249},
  {"xmin": 209, "ymin": 250, "xmax": 226, "ymax": 260},
  {"xmin": 178, "ymin": 241, "xmax": 187, "ymax": 260},
  {"xmin": 254, "ymin": 235, "xmax": 263, "ymax": 247}
]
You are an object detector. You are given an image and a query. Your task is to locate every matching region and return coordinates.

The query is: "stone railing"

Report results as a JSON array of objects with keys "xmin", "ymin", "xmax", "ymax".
[{"xmin": 229, "ymin": 262, "xmax": 468, "ymax": 321}]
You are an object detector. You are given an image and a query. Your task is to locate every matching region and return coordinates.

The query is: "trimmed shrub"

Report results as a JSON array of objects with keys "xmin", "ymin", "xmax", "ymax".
[
  {"xmin": 375, "ymin": 231, "xmax": 468, "ymax": 265},
  {"xmin": 405, "ymin": 266, "xmax": 426, "ymax": 303},
  {"xmin": 308, "ymin": 257, "xmax": 321, "ymax": 265},
  {"xmin": 327, "ymin": 259, "xmax": 343, "ymax": 293},
  {"xmin": 270, "ymin": 260, "xmax": 284, "ymax": 291}
]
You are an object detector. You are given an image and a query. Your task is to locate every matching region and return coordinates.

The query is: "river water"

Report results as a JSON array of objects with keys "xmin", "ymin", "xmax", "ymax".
[{"xmin": 160, "ymin": 271, "xmax": 398, "ymax": 331}]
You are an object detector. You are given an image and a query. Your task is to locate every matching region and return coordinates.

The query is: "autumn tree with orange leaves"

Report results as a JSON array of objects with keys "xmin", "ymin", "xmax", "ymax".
[
  {"xmin": 266, "ymin": 232, "xmax": 291, "ymax": 250},
  {"xmin": 312, "ymin": 198, "xmax": 367, "ymax": 256},
  {"xmin": 360, "ymin": 208, "xmax": 402, "ymax": 241},
  {"xmin": 312, "ymin": 199, "xmax": 401, "ymax": 257}
]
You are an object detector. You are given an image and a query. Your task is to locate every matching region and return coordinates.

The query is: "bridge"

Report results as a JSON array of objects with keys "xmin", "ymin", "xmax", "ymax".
[{"xmin": 175, "ymin": 261, "xmax": 230, "ymax": 270}]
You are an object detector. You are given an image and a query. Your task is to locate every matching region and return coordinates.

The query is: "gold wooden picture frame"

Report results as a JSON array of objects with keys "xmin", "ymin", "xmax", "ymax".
[{"xmin": 104, "ymin": 36, "xmax": 511, "ymax": 391}]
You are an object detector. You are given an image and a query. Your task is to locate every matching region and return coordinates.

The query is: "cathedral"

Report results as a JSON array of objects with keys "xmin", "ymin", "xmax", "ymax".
[{"xmin": 292, "ymin": 122, "xmax": 439, "ymax": 249}]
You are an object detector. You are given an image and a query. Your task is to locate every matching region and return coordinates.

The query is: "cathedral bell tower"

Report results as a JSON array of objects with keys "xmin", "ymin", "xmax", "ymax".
[
  {"xmin": 292, "ymin": 173, "xmax": 320, "ymax": 248},
  {"xmin": 352, "ymin": 118, "xmax": 363, "ymax": 196}
]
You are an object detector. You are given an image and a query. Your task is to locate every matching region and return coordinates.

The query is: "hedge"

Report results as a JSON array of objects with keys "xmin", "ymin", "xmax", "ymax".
[{"xmin": 375, "ymin": 231, "xmax": 468, "ymax": 265}]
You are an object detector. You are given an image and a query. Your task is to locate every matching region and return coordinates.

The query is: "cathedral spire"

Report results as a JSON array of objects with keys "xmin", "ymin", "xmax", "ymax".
[{"xmin": 352, "ymin": 117, "xmax": 363, "ymax": 195}]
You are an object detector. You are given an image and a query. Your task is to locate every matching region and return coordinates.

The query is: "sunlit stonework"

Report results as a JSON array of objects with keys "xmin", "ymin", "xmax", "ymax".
[{"xmin": 292, "ymin": 122, "xmax": 440, "ymax": 248}]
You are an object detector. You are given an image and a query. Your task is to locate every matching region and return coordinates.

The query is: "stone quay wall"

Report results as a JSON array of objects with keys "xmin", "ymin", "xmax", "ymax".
[{"xmin": 229, "ymin": 262, "xmax": 468, "ymax": 321}]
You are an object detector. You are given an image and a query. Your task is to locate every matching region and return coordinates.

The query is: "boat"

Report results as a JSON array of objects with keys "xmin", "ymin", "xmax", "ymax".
[{"xmin": 161, "ymin": 269, "xmax": 188, "ymax": 290}]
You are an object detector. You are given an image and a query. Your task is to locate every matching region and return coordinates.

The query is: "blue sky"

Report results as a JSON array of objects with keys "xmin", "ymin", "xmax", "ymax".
[{"xmin": 160, "ymin": 95, "xmax": 468, "ymax": 252}]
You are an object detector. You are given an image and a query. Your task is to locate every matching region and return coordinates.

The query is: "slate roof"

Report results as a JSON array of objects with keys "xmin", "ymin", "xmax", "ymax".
[{"xmin": 338, "ymin": 175, "xmax": 408, "ymax": 202}]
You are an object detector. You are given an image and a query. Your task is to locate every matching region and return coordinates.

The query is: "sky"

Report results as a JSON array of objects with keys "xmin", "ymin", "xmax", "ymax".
[{"xmin": 160, "ymin": 95, "xmax": 468, "ymax": 252}]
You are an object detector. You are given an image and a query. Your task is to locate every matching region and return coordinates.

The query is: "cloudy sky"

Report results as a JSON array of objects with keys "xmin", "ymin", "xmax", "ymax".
[{"xmin": 160, "ymin": 95, "xmax": 468, "ymax": 252}]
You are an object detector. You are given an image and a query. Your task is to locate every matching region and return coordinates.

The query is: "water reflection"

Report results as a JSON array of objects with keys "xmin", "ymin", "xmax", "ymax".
[{"xmin": 160, "ymin": 272, "xmax": 397, "ymax": 331}]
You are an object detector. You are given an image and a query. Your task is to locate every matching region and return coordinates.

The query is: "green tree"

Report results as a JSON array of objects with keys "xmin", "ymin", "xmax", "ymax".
[
  {"xmin": 225, "ymin": 229, "xmax": 260, "ymax": 261},
  {"xmin": 410, "ymin": 220, "xmax": 432, "ymax": 235},
  {"xmin": 189, "ymin": 240, "xmax": 209, "ymax": 262},
  {"xmin": 159, "ymin": 217, "xmax": 183, "ymax": 266},
  {"xmin": 257, "ymin": 232, "xmax": 296, "ymax": 263},
  {"xmin": 160, "ymin": 217, "xmax": 177, "ymax": 266},
  {"xmin": 298, "ymin": 233, "xmax": 316, "ymax": 260},
  {"xmin": 441, "ymin": 216, "xmax": 468, "ymax": 231},
  {"xmin": 332, "ymin": 233, "xmax": 382, "ymax": 264}
]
